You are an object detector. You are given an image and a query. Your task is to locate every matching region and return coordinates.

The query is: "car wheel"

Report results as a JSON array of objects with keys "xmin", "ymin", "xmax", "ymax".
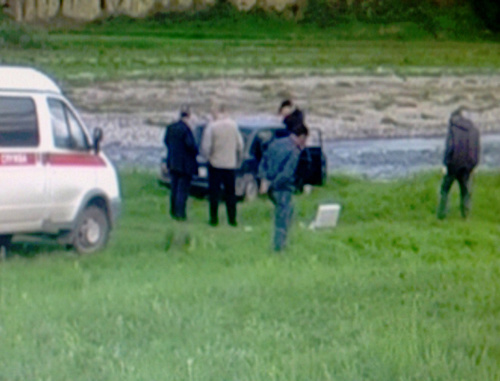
[
  {"xmin": 72, "ymin": 206, "xmax": 110, "ymax": 254},
  {"xmin": 244, "ymin": 176, "xmax": 259, "ymax": 202}
]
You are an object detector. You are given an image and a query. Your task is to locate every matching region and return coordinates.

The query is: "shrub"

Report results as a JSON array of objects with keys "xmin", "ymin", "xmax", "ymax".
[
  {"xmin": 472, "ymin": 0, "xmax": 500, "ymax": 32},
  {"xmin": 0, "ymin": 14, "xmax": 45, "ymax": 47}
]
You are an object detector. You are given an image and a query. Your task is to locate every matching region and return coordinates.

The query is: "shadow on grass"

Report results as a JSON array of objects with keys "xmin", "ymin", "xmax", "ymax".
[{"xmin": 2, "ymin": 238, "xmax": 74, "ymax": 260}]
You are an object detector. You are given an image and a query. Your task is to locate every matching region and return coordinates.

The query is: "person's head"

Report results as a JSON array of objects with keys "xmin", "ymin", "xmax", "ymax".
[
  {"xmin": 210, "ymin": 102, "xmax": 227, "ymax": 120},
  {"xmin": 180, "ymin": 105, "xmax": 191, "ymax": 121},
  {"xmin": 289, "ymin": 124, "xmax": 309, "ymax": 149},
  {"xmin": 450, "ymin": 106, "xmax": 475, "ymax": 125},
  {"xmin": 279, "ymin": 99, "xmax": 294, "ymax": 117},
  {"xmin": 450, "ymin": 107, "xmax": 464, "ymax": 120}
]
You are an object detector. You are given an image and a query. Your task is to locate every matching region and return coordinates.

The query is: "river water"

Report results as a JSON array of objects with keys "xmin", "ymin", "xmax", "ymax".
[
  {"xmin": 103, "ymin": 134, "xmax": 500, "ymax": 179},
  {"xmin": 324, "ymin": 134, "xmax": 500, "ymax": 178}
]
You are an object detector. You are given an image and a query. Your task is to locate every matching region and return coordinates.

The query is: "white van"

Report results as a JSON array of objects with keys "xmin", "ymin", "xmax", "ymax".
[{"xmin": 0, "ymin": 66, "xmax": 121, "ymax": 254}]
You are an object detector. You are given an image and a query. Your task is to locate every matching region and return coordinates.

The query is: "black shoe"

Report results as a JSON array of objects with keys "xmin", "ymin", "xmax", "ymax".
[
  {"xmin": 228, "ymin": 221, "xmax": 238, "ymax": 227},
  {"xmin": 209, "ymin": 220, "xmax": 218, "ymax": 227}
]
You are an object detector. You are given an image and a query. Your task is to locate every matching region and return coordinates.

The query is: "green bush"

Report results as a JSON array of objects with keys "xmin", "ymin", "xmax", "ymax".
[
  {"xmin": 301, "ymin": 0, "xmax": 488, "ymax": 38},
  {"xmin": 472, "ymin": 0, "xmax": 500, "ymax": 32},
  {"xmin": 0, "ymin": 15, "xmax": 46, "ymax": 48},
  {"xmin": 302, "ymin": 0, "xmax": 350, "ymax": 27}
]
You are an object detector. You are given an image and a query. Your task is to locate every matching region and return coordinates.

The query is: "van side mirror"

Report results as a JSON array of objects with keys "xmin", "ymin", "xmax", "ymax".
[{"xmin": 93, "ymin": 127, "xmax": 103, "ymax": 154}]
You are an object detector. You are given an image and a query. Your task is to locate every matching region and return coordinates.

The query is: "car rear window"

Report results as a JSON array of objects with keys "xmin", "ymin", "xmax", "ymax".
[{"xmin": 0, "ymin": 96, "xmax": 39, "ymax": 147}]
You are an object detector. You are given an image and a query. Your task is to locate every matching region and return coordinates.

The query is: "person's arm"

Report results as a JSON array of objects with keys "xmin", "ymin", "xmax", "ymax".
[
  {"xmin": 184, "ymin": 127, "xmax": 198, "ymax": 155},
  {"xmin": 443, "ymin": 126, "xmax": 454, "ymax": 166},
  {"xmin": 258, "ymin": 147, "xmax": 269, "ymax": 180},
  {"xmin": 470, "ymin": 128, "xmax": 480, "ymax": 170},
  {"xmin": 163, "ymin": 125, "xmax": 170, "ymax": 147},
  {"xmin": 236, "ymin": 128, "xmax": 244, "ymax": 164},
  {"xmin": 200, "ymin": 125, "xmax": 213, "ymax": 160}
]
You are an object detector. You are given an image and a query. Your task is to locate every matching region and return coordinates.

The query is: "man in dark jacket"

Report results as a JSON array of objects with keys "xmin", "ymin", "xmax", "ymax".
[
  {"xmin": 164, "ymin": 108, "xmax": 198, "ymax": 221},
  {"xmin": 279, "ymin": 99, "xmax": 305, "ymax": 133},
  {"xmin": 437, "ymin": 108, "xmax": 480, "ymax": 219},
  {"xmin": 258, "ymin": 124, "xmax": 308, "ymax": 251}
]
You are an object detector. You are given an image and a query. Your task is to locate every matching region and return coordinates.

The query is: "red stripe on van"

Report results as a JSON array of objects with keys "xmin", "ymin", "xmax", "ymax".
[
  {"xmin": 47, "ymin": 153, "xmax": 106, "ymax": 167},
  {"xmin": 0, "ymin": 153, "xmax": 37, "ymax": 166}
]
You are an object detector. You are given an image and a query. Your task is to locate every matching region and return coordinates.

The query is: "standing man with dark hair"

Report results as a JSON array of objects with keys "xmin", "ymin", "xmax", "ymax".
[
  {"xmin": 437, "ymin": 108, "xmax": 480, "ymax": 219},
  {"xmin": 164, "ymin": 107, "xmax": 198, "ymax": 221},
  {"xmin": 258, "ymin": 124, "xmax": 309, "ymax": 252},
  {"xmin": 201, "ymin": 104, "xmax": 244, "ymax": 227},
  {"xmin": 279, "ymin": 99, "xmax": 305, "ymax": 133}
]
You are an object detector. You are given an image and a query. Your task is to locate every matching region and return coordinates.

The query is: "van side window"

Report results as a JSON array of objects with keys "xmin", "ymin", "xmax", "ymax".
[
  {"xmin": 0, "ymin": 96, "xmax": 39, "ymax": 147},
  {"xmin": 48, "ymin": 99, "xmax": 89, "ymax": 150}
]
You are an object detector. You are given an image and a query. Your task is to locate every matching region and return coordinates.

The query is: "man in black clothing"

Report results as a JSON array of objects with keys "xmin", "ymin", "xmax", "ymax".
[
  {"xmin": 437, "ymin": 108, "xmax": 480, "ymax": 219},
  {"xmin": 164, "ymin": 108, "xmax": 198, "ymax": 221},
  {"xmin": 279, "ymin": 99, "xmax": 305, "ymax": 133}
]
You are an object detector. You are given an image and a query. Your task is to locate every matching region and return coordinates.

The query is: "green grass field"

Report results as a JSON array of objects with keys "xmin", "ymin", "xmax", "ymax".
[
  {"xmin": 1, "ymin": 16, "xmax": 500, "ymax": 83},
  {"xmin": 1, "ymin": 171, "xmax": 499, "ymax": 380}
]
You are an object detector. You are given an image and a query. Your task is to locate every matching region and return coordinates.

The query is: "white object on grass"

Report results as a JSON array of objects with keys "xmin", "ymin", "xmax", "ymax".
[{"xmin": 309, "ymin": 204, "xmax": 341, "ymax": 230}]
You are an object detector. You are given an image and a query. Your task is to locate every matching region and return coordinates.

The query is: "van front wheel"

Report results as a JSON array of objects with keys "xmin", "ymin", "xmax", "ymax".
[{"xmin": 73, "ymin": 206, "xmax": 110, "ymax": 254}]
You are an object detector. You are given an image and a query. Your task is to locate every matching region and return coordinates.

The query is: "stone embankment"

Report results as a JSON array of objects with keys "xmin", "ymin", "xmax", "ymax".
[{"xmin": 73, "ymin": 74, "xmax": 500, "ymax": 145}]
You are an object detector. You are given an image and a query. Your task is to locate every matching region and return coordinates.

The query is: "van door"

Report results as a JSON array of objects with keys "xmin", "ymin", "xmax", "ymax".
[
  {"xmin": 0, "ymin": 96, "xmax": 47, "ymax": 232},
  {"xmin": 46, "ymin": 98, "xmax": 101, "ymax": 226},
  {"xmin": 296, "ymin": 128, "xmax": 326, "ymax": 187}
]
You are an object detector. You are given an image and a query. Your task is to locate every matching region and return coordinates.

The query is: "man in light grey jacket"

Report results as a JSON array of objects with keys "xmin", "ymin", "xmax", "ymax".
[{"xmin": 201, "ymin": 104, "xmax": 244, "ymax": 227}]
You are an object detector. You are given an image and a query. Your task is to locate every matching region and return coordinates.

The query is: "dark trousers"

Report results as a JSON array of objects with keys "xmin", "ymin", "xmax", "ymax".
[
  {"xmin": 437, "ymin": 167, "xmax": 472, "ymax": 219},
  {"xmin": 208, "ymin": 166, "xmax": 237, "ymax": 226},
  {"xmin": 269, "ymin": 189, "xmax": 293, "ymax": 251},
  {"xmin": 170, "ymin": 171, "xmax": 192, "ymax": 220}
]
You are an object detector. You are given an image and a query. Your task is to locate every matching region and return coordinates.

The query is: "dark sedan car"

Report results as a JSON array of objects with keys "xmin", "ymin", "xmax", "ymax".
[{"xmin": 160, "ymin": 120, "xmax": 327, "ymax": 201}]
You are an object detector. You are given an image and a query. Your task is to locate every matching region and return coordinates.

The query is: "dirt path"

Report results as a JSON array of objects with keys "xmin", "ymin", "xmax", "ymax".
[{"xmin": 69, "ymin": 74, "xmax": 500, "ymax": 144}]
